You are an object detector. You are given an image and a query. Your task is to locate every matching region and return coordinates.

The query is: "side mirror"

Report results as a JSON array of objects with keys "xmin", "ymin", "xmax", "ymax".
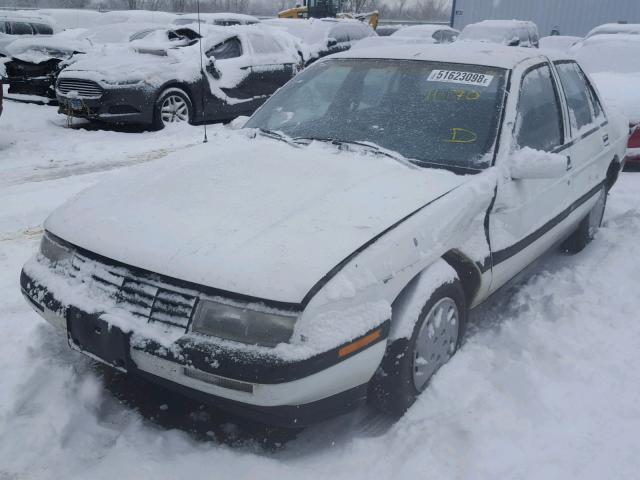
[
  {"xmin": 205, "ymin": 58, "xmax": 221, "ymax": 80},
  {"xmin": 510, "ymin": 148, "xmax": 569, "ymax": 180},
  {"xmin": 327, "ymin": 38, "xmax": 338, "ymax": 47}
]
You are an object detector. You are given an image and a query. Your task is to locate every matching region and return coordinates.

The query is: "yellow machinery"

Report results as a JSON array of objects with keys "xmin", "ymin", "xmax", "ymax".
[{"xmin": 278, "ymin": 0, "xmax": 379, "ymax": 30}]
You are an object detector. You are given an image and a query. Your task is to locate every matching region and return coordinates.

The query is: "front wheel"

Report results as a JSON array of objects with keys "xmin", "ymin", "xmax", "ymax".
[
  {"xmin": 562, "ymin": 185, "xmax": 607, "ymax": 254},
  {"xmin": 152, "ymin": 88, "xmax": 193, "ymax": 130},
  {"xmin": 369, "ymin": 279, "xmax": 466, "ymax": 415}
]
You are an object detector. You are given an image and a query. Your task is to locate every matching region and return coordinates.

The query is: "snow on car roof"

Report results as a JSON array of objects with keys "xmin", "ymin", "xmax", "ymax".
[
  {"xmin": 173, "ymin": 12, "xmax": 260, "ymax": 23},
  {"xmin": 586, "ymin": 23, "xmax": 640, "ymax": 38},
  {"xmin": 391, "ymin": 24, "xmax": 454, "ymax": 37},
  {"xmin": 570, "ymin": 34, "xmax": 640, "ymax": 74},
  {"xmin": 263, "ymin": 17, "xmax": 364, "ymax": 46},
  {"xmin": 335, "ymin": 42, "xmax": 550, "ymax": 69}
]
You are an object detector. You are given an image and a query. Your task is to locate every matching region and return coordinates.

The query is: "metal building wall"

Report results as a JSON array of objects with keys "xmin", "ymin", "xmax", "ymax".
[{"xmin": 451, "ymin": 0, "xmax": 640, "ymax": 37}]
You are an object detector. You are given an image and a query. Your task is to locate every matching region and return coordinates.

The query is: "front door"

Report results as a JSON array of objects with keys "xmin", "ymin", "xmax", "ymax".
[{"xmin": 488, "ymin": 62, "xmax": 574, "ymax": 291}]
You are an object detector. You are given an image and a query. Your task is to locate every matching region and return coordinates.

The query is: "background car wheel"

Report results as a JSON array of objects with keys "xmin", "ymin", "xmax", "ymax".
[
  {"xmin": 562, "ymin": 185, "xmax": 607, "ymax": 254},
  {"xmin": 153, "ymin": 88, "xmax": 193, "ymax": 130},
  {"xmin": 368, "ymin": 279, "xmax": 466, "ymax": 416}
]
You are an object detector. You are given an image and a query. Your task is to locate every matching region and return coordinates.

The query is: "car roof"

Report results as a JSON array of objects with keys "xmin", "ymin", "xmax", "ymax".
[
  {"xmin": 0, "ymin": 13, "xmax": 53, "ymax": 24},
  {"xmin": 334, "ymin": 42, "xmax": 554, "ymax": 69},
  {"xmin": 586, "ymin": 23, "xmax": 640, "ymax": 37}
]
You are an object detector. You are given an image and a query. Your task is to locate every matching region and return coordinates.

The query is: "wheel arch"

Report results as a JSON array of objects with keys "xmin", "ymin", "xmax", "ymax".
[
  {"xmin": 388, "ymin": 250, "xmax": 480, "ymax": 340},
  {"xmin": 605, "ymin": 155, "xmax": 622, "ymax": 192},
  {"xmin": 156, "ymin": 82, "xmax": 198, "ymax": 114}
]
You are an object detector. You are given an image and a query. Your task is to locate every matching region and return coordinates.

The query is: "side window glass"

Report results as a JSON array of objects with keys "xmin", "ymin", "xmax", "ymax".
[
  {"xmin": 207, "ymin": 37, "xmax": 242, "ymax": 59},
  {"xmin": 332, "ymin": 26, "xmax": 350, "ymax": 43},
  {"xmin": 575, "ymin": 64, "xmax": 604, "ymax": 120},
  {"xmin": 0, "ymin": 22, "xmax": 6, "ymax": 34},
  {"xmin": 11, "ymin": 22, "xmax": 33, "ymax": 35},
  {"xmin": 33, "ymin": 23, "xmax": 53, "ymax": 35},
  {"xmin": 516, "ymin": 64, "xmax": 564, "ymax": 151},
  {"xmin": 555, "ymin": 61, "xmax": 595, "ymax": 132},
  {"xmin": 248, "ymin": 33, "xmax": 282, "ymax": 54}
]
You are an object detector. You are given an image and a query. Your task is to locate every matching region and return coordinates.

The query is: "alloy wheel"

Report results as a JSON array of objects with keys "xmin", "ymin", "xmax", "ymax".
[{"xmin": 161, "ymin": 95, "xmax": 189, "ymax": 124}]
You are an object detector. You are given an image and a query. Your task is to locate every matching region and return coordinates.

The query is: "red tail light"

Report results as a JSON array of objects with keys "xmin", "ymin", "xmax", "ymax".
[{"xmin": 629, "ymin": 125, "xmax": 640, "ymax": 149}]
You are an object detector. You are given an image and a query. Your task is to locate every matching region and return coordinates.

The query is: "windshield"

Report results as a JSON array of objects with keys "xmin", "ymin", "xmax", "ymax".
[{"xmin": 246, "ymin": 58, "xmax": 507, "ymax": 171}]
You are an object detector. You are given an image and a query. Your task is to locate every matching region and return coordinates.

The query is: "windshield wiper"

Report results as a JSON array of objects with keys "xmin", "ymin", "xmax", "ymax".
[
  {"xmin": 256, "ymin": 128, "xmax": 300, "ymax": 148},
  {"xmin": 292, "ymin": 137, "xmax": 413, "ymax": 166}
]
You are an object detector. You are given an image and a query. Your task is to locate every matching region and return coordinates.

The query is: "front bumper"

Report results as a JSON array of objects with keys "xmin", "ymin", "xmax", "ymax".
[
  {"xmin": 56, "ymin": 84, "xmax": 156, "ymax": 125},
  {"xmin": 21, "ymin": 268, "xmax": 388, "ymax": 427}
]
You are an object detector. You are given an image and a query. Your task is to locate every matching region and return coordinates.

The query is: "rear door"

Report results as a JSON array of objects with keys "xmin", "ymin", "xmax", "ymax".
[
  {"xmin": 553, "ymin": 61, "xmax": 612, "ymax": 199},
  {"xmin": 246, "ymin": 31, "xmax": 296, "ymax": 96},
  {"xmin": 488, "ymin": 61, "xmax": 573, "ymax": 290},
  {"xmin": 203, "ymin": 35, "xmax": 261, "ymax": 113}
]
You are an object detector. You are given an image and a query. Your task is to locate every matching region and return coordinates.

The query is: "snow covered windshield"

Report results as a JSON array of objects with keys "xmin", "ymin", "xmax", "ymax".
[{"xmin": 247, "ymin": 58, "xmax": 507, "ymax": 171}]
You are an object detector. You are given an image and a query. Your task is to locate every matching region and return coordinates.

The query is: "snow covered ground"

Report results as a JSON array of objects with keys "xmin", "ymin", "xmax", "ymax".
[{"xmin": 1, "ymin": 98, "xmax": 640, "ymax": 479}]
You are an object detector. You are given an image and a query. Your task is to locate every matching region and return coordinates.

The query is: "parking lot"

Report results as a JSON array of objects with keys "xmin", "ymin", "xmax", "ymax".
[{"xmin": 1, "ymin": 96, "xmax": 640, "ymax": 479}]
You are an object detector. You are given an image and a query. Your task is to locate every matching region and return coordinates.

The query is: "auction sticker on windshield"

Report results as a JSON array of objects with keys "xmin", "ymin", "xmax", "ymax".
[{"xmin": 427, "ymin": 70, "xmax": 494, "ymax": 87}]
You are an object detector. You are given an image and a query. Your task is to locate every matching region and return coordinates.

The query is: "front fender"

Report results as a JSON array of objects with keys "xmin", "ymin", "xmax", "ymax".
[{"xmin": 293, "ymin": 168, "xmax": 499, "ymax": 350}]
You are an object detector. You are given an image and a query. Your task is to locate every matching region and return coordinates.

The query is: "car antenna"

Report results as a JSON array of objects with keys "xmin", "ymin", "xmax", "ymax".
[{"xmin": 196, "ymin": 0, "xmax": 208, "ymax": 143}]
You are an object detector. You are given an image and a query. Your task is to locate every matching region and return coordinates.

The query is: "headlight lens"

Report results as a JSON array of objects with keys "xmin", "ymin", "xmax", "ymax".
[
  {"xmin": 39, "ymin": 232, "xmax": 74, "ymax": 264},
  {"xmin": 191, "ymin": 299, "xmax": 298, "ymax": 347}
]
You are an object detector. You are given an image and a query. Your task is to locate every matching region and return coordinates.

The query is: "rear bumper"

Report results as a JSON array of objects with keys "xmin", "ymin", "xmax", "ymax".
[{"xmin": 21, "ymin": 268, "xmax": 387, "ymax": 427}]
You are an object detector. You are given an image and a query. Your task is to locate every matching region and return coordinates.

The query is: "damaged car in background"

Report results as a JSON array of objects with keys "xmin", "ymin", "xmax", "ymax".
[
  {"xmin": 2, "ymin": 23, "xmax": 172, "ymax": 103},
  {"xmin": 56, "ymin": 25, "xmax": 305, "ymax": 129},
  {"xmin": 21, "ymin": 43, "xmax": 627, "ymax": 426}
]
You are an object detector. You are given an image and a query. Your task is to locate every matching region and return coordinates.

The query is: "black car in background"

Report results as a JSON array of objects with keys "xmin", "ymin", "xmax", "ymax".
[
  {"xmin": 56, "ymin": 26, "xmax": 303, "ymax": 129},
  {"xmin": 3, "ymin": 24, "xmax": 168, "ymax": 103}
]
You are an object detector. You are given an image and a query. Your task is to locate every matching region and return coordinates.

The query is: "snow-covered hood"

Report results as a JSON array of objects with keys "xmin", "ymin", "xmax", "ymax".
[
  {"xmin": 44, "ymin": 136, "xmax": 470, "ymax": 304},
  {"xmin": 6, "ymin": 36, "xmax": 88, "ymax": 63},
  {"xmin": 58, "ymin": 43, "xmax": 199, "ymax": 87}
]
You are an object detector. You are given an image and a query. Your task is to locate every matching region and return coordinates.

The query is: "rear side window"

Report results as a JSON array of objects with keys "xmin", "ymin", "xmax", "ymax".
[
  {"xmin": 214, "ymin": 20, "xmax": 241, "ymax": 26},
  {"xmin": 248, "ymin": 33, "xmax": 283, "ymax": 54},
  {"xmin": 0, "ymin": 22, "xmax": 6, "ymax": 34},
  {"xmin": 331, "ymin": 26, "xmax": 351, "ymax": 43},
  {"xmin": 207, "ymin": 36, "xmax": 242, "ymax": 59},
  {"xmin": 33, "ymin": 23, "xmax": 53, "ymax": 35},
  {"xmin": 10, "ymin": 22, "xmax": 34, "ymax": 35},
  {"xmin": 555, "ymin": 62, "xmax": 598, "ymax": 132},
  {"xmin": 516, "ymin": 64, "xmax": 564, "ymax": 151}
]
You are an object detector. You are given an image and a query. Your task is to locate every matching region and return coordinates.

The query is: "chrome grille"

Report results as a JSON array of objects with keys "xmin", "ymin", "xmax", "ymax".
[
  {"xmin": 57, "ymin": 78, "xmax": 103, "ymax": 98},
  {"xmin": 69, "ymin": 253, "xmax": 198, "ymax": 332}
]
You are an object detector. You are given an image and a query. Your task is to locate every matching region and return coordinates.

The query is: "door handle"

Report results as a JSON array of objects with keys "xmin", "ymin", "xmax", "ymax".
[{"xmin": 566, "ymin": 156, "xmax": 572, "ymax": 171}]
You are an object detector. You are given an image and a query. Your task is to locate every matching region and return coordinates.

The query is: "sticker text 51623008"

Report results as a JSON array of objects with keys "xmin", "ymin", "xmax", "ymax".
[{"xmin": 427, "ymin": 69, "xmax": 494, "ymax": 87}]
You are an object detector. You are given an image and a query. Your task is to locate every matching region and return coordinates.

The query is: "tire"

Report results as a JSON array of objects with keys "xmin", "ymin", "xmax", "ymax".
[
  {"xmin": 152, "ymin": 88, "xmax": 193, "ymax": 130},
  {"xmin": 561, "ymin": 185, "xmax": 607, "ymax": 254},
  {"xmin": 368, "ymin": 279, "xmax": 467, "ymax": 415}
]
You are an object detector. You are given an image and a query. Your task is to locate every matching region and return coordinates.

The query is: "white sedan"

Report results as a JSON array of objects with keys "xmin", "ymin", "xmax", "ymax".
[{"xmin": 21, "ymin": 43, "xmax": 627, "ymax": 426}]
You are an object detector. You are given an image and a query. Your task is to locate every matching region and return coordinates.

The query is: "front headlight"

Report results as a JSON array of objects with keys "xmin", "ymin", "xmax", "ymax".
[
  {"xmin": 191, "ymin": 299, "xmax": 298, "ymax": 347},
  {"xmin": 40, "ymin": 232, "xmax": 74, "ymax": 264}
]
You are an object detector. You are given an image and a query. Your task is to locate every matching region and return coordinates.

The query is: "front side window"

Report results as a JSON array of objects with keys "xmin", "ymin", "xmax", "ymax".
[
  {"xmin": 246, "ymin": 58, "xmax": 507, "ymax": 171},
  {"xmin": 10, "ymin": 22, "xmax": 33, "ymax": 35},
  {"xmin": 207, "ymin": 37, "xmax": 242, "ymax": 59},
  {"xmin": 554, "ymin": 61, "xmax": 597, "ymax": 132},
  {"xmin": 515, "ymin": 64, "xmax": 563, "ymax": 151}
]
